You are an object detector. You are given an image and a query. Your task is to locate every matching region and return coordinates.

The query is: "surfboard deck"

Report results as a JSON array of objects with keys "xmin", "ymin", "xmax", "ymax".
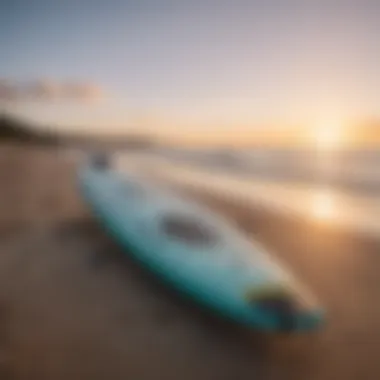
[{"xmin": 77, "ymin": 155, "xmax": 325, "ymax": 332}]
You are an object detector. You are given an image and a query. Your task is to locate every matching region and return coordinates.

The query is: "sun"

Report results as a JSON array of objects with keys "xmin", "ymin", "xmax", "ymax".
[
  {"xmin": 311, "ymin": 118, "xmax": 345, "ymax": 151},
  {"xmin": 316, "ymin": 128, "xmax": 340, "ymax": 150}
]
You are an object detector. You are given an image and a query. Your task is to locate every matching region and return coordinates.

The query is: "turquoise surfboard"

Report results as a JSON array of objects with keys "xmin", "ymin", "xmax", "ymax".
[{"xmin": 77, "ymin": 155, "xmax": 325, "ymax": 332}]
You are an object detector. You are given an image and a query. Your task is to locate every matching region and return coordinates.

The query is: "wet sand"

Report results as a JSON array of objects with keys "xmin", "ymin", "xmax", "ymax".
[{"xmin": 0, "ymin": 145, "xmax": 379, "ymax": 379}]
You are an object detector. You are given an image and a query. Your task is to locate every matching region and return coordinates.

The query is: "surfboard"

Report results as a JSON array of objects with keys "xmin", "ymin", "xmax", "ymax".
[{"xmin": 77, "ymin": 155, "xmax": 325, "ymax": 332}]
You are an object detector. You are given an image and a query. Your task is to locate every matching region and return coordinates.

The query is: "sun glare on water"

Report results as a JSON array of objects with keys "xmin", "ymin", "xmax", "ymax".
[{"xmin": 311, "ymin": 190, "xmax": 336, "ymax": 221}]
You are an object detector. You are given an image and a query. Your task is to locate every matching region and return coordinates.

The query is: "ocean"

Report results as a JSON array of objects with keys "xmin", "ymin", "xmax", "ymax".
[
  {"xmin": 114, "ymin": 147, "xmax": 380, "ymax": 238},
  {"xmin": 149, "ymin": 147, "xmax": 380, "ymax": 197},
  {"xmin": 63, "ymin": 146, "xmax": 380, "ymax": 237}
]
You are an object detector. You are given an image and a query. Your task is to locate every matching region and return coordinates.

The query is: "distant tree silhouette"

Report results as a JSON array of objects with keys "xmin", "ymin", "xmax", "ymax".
[
  {"xmin": 0, "ymin": 113, "xmax": 160, "ymax": 150},
  {"xmin": 0, "ymin": 114, "xmax": 59, "ymax": 145}
]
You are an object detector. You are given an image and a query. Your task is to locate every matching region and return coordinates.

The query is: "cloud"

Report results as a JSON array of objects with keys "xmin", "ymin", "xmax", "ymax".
[
  {"xmin": 64, "ymin": 82, "xmax": 104, "ymax": 102},
  {"xmin": 0, "ymin": 79, "xmax": 19, "ymax": 101},
  {"xmin": 25, "ymin": 79, "xmax": 62, "ymax": 100},
  {"xmin": 0, "ymin": 79, "xmax": 105, "ymax": 102}
]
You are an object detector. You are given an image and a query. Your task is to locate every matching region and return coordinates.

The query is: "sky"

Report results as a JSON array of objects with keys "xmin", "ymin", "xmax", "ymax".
[{"xmin": 1, "ymin": 0, "xmax": 380, "ymax": 138}]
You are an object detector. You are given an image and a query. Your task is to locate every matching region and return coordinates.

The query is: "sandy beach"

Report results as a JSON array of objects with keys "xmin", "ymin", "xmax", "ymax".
[{"xmin": 0, "ymin": 144, "xmax": 379, "ymax": 380}]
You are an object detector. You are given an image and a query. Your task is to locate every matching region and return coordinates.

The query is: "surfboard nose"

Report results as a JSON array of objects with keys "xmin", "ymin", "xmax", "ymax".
[{"xmin": 89, "ymin": 152, "xmax": 110, "ymax": 170}]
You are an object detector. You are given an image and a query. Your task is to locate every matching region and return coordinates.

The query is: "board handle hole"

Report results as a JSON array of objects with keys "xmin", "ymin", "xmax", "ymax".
[{"xmin": 160, "ymin": 214, "xmax": 218, "ymax": 246}]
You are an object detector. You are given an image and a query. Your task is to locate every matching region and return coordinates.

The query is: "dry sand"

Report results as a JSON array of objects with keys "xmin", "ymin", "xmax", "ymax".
[{"xmin": 0, "ymin": 144, "xmax": 379, "ymax": 380}]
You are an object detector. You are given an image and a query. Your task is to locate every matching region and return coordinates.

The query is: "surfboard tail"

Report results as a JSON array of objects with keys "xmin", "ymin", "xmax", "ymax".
[{"xmin": 245, "ymin": 285, "xmax": 324, "ymax": 332}]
